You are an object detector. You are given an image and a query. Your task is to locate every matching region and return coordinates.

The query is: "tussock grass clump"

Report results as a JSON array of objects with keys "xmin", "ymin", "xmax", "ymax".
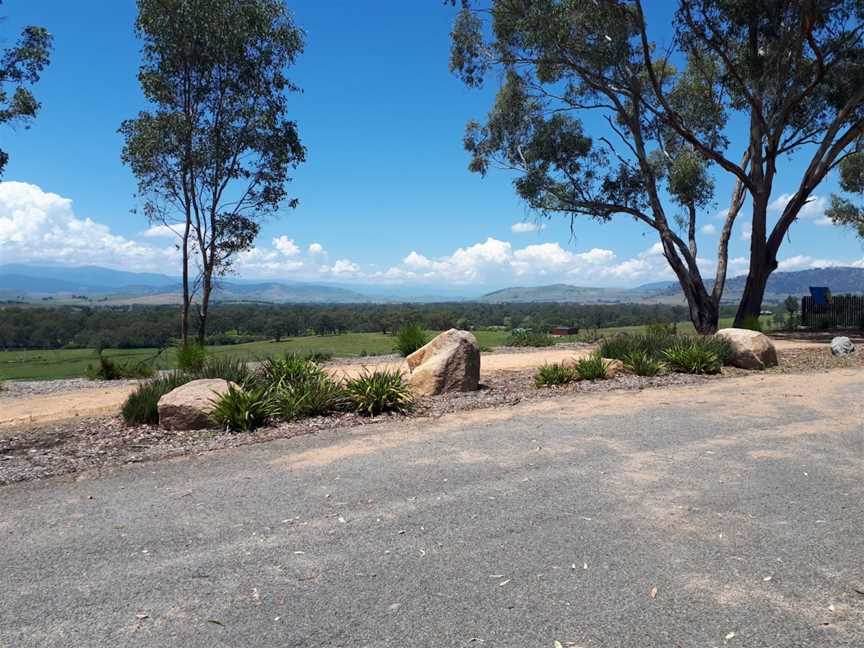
[
  {"xmin": 506, "ymin": 330, "xmax": 555, "ymax": 347},
  {"xmin": 534, "ymin": 363, "xmax": 577, "ymax": 387},
  {"xmin": 176, "ymin": 343, "xmax": 207, "ymax": 373},
  {"xmin": 193, "ymin": 356, "xmax": 254, "ymax": 386},
  {"xmin": 394, "ymin": 323, "xmax": 429, "ymax": 357},
  {"xmin": 345, "ymin": 369, "xmax": 414, "ymax": 416},
  {"xmin": 600, "ymin": 324, "xmax": 732, "ymax": 376},
  {"xmin": 275, "ymin": 372, "xmax": 346, "ymax": 420},
  {"xmin": 210, "ymin": 384, "xmax": 275, "ymax": 433},
  {"xmin": 573, "ymin": 353, "xmax": 610, "ymax": 381},
  {"xmin": 121, "ymin": 372, "xmax": 190, "ymax": 425},
  {"xmin": 257, "ymin": 354, "xmax": 323, "ymax": 392},
  {"xmin": 662, "ymin": 340, "xmax": 721, "ymax": 375},
  {"xmin": 623, "ymin": 350, "xmax": 665, "ymax": 377},
  {"xmin": 87, "ymin": 355, "xmax": 153, "ymax": 381}
]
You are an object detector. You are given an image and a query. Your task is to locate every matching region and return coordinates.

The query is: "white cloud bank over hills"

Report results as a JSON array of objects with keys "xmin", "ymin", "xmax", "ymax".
[{"xmin": 0, "ymin": 181, "xmax": 858, "ymax": 288}]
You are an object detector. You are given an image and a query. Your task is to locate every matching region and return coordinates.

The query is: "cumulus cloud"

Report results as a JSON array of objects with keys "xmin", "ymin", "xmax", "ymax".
[
  {"xmin": 0, "ymin": 181, "xmax": 178, "ymax": 271},
  {"xmin": 273, "ymin": 235, "xmax": 300, "ymax": 257},
  {"xmin": 308, "ymin": 242, "xmax": 325, "ymax": 255},
  {"xmin": 701, "ymin": 224, "xmax": 717, "ymax": 235},
  {"xmin": 511, "ymin": 222, "xmax": 544, "ymax": 233},
  {"xmin": 777, "ymin": 255, "xmax": 840, "ymax": 271}
]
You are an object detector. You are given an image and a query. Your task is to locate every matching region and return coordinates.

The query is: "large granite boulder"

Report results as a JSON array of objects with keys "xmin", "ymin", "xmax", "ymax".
[
  {"xmin": 831, "ymin": 336, "xmax": 856, "ymax": 356},
  {"xmin": 158, "ymin": 379, "xmax": 234, "ymax": 430},
  {"xmin": 406, "ymin": 329, "xmax": 481, "ymax": 396},
  {"xmin": 715, "ymin": 328, "xmax": 778, "ymax": 370}
]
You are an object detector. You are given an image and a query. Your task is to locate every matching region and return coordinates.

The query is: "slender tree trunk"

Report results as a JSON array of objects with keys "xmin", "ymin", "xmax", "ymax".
[
  {"xmin": 196, "ymin": 268, "xmax": 212, "ymax": 345},
  {"xmin": 180, "ymin": 217, "xmax": 191, "ymax": 346}
]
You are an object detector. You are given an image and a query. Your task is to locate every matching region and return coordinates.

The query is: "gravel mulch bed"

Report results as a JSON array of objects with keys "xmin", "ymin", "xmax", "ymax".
[
  {"xmin": 1, "ymin": 347, "xmax": 861, "ymax": 486},
  {"xmin": 0, "ymin": 378, "xmax": 144, "ymax": 400}
]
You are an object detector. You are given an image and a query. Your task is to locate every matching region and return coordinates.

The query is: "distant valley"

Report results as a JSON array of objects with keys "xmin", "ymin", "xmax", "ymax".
[{"xmin": 1, "ymin": 264, "xmax": 863, "ymax": 305}]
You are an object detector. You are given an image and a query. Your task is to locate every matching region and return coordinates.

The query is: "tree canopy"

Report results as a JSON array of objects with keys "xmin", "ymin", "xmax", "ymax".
[
  {"xmin": 450, "ymin": 0, "xmax": 864, "ymax": 332},
  {"xmin": 0, "ymin": 1, "xmax": 52, "ymax": 176}
]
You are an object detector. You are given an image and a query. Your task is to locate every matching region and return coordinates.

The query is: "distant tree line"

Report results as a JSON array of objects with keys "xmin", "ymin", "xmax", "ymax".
[{"xmin": 0, "ymin": 302, "xmax": 699, "ymax": 350}]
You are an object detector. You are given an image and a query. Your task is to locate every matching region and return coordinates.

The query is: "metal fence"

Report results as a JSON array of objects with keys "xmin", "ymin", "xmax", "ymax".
[{"xmin": 801, "ymin": 295, "xmax": 864, "ymax": 329}]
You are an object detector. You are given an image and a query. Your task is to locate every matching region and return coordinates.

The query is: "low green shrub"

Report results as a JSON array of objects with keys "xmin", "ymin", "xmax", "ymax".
[
  {"xmin": 506, "ymin": 330, "xmax": 555, "ymax": 347},
  {"xmin": 257, "ymin": 354, "xmax": 324, "ymax": 393},
  {"xmin": 210, "ymin": 384, "xmax": 275, "ymax": 433},
  {"xmin": 573, "ymin": 353, "xmax": 610, "ymax": 381},
  {"xmin": 275, "ymin": 372, "xmax": 346, "ymax": 420},
  {"xmin": 623, "ymin": 350, "xmax": 665, "ymax": 376},
  {"xmin": 87, "ymin": 355, "xmax": 154, "ymax": 381},
  {"xmin": 121, "ymin": 372, "xmax": 190, "ymax": 425},
  {"xmin": 193, "ymin": 356, "xmax": 254, "ymax": 386},
  {"xmin": 176, "ymin": 343, "xmax": 207, "ymax": 373},
  {"xmin": 345, "ymin": 369, "xmax": 414, "ymax": 416},
  {"xmin": 394, "ymin": 323, "xmax": 429, "ymax": 357},
  {"xmin": 662, "ymin": 340, "xmax": 721, "ymax": 374},
  {"xmin": 695, "ymin": 335, "xmax": 733, "ymax": 365},
  {"xmin": 534, "ymin": 363, "xmax": 577, "ymax": 387}
]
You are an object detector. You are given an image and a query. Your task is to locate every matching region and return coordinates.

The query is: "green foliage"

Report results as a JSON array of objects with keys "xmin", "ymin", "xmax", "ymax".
[
  {"xmin": 210, "ymin": 385, "xmax": 275, "ymax": 433},
  {"xmin": 394, "ymin": 323, "xmax": 429, "ymax": 357},
  {"xmin": 121, "ymin": 372, "xmax": 190, "ymax": 426},
  {"xmin": 302, "ymin": 350, "xmax": 333, "ymax": 363},
  {"xmin": 344, "ymin": 370, "xmax": 414, "ymax": 417},
  {"xmin": 274, "ymin": 372, "xmax": 345, "ymax": 420},
  {"xmin": 740, "ymin": 315, "xmax": 763, "ymax": 332},
  {"xmin": 257, "ymin": 353, "xmax": 323, "ymax": 393},
  {"xmin": 573, "ymin": 353, "xmax": 610, "ymax": 381},
  {"xmin": 602, "ymin": 326, "xmax": 730, "ymax": 375},
  {"xmin": 0, "ymin": 19, "xmax": 53, "ymax": 176},
  {"xmin": 193, "ymin": 356, "xmax": 254, "ymax": 386},
  {"xmin": 534, "ymin": 363, "xmax": 577, "ymax": 387},
  {"xmin": 86, "ymin": 354, "xmax": 154, "ymax": 380},
  {"xmin": 176, "ymin": 343, "xmax": 207, "ymax": 373},
  {"xmin": 623, "ymin": 351, "xmax": 665, "ymax": 377},
  {"xmin": 662, "ymin": 341, "xmax": 721, "ymax": 375},
  {"xmin": 506, "ymin": 330, "xmax": 555, "ymax": 347}
]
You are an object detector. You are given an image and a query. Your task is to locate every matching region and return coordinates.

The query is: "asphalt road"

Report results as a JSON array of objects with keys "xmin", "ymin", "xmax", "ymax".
[{"xmin": 2, "ymin": 370, "xmax": 863, "ymax": 647}]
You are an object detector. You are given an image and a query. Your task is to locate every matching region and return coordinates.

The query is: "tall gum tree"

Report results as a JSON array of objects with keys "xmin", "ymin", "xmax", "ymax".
[
  {"xmin": 121, "ymin": 0, "xmax": 305, "ymax": 344},
  {"xmin": 449, "ymin": 0, "xmax": 864, "ymax": 333}
]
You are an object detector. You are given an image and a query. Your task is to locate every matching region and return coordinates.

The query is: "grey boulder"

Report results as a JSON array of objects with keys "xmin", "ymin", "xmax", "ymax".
[{"xmin": 831, "ymin": 336, "xmax": 856, "ymax": 356}]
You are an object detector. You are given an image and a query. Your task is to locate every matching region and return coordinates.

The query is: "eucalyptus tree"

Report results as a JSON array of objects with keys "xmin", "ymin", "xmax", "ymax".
[
  {"xmin": 449, "ymin": 1, "xmax": 864, "ymax": 332},
  {"xmin": 121, "ymin": 0, "xmax": 305, "ymax": 344},
  {"xmin": 0, "ymin": 2, "xmax": 52, "ymax": 176},
  {"xmin": 826, "ymin": 151, "xmax": 864, "ymax": 238}
]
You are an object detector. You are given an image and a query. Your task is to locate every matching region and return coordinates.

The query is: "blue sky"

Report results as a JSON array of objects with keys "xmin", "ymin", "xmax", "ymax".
[{"xmin": 0, "ymin": 0, "xmax": 862, "ymax": 295}]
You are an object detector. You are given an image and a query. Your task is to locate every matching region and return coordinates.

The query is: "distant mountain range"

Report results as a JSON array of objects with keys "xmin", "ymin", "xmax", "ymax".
[
  {"xmin": 0, "ymin": 264, "xmax": 373, "ymax": 304},
  {"xmin": 480, "ymin": 267, "xmax": 864, "ymax": 304},
  {"xmin": 1, "ymin": 263, "xmax": 862, "ymax": 305}
]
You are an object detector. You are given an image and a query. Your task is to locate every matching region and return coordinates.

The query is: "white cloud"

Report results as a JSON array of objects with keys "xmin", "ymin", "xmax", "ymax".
[
  {"xmin": 701, "ymin": 224, "xmax": 717, "ymax": 236},
  {"xmin": 308, "ymin": 242, "xmax": 325, "ymax": 255},
  {"xmin": 511, "ymin": 222, "xmax": 545, "ymax": 233},
  {"xmin": 141, "ymin": 223, "xmax": 185, "ymax": 238},
  {"xmin": 768, "ymin": 193, "xmax": 828, "ymax": 220},
  {"xmin": 777, "ymin": 255, "xmax": 840, "ymax": 271},
  {"xmin": 328, "ymin": 259, "xmax": 360, "ymax": 276},
  {"xmin": 0, "ymin": 181, "xmax": 178, "ymax": 271},
  {"xmin": 273, "ymin": 235, "xmax": 300, "ymax": 257},
  {"xmin": 741, "ymin": 223, "xmax": 752, "ymax": 241}
]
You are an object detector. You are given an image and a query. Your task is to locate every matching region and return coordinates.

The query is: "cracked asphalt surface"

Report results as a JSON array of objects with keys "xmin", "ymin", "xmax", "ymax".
[{"xmin": 2, "ymin": 370, "xmax": 863, "ymax": 647}]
